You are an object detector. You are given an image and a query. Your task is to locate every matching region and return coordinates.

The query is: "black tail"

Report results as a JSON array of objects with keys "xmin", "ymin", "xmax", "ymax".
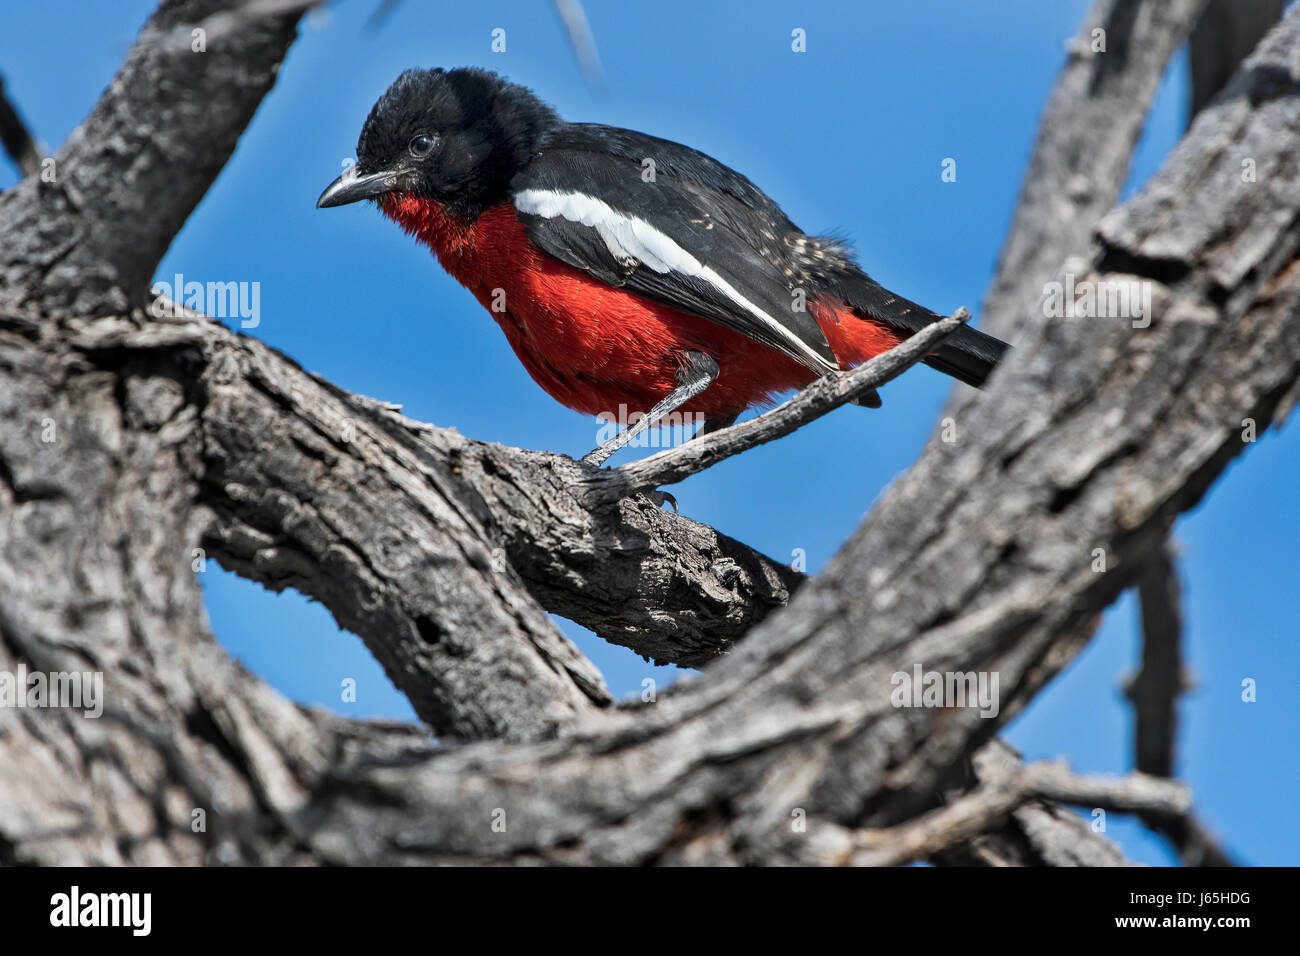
[
  {"xmin": 835, "ymin": 271, "xmax": 1009, "ymax": 388},
  {"xmin": 921, "ymin": 324, "xmax": 1008, "ymax": 388}
]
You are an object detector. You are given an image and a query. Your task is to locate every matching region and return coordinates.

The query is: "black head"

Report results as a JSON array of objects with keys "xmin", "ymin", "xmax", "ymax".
[{"xmin": 317, "ymin": 68, "xmax": 561, "ymax": 218}]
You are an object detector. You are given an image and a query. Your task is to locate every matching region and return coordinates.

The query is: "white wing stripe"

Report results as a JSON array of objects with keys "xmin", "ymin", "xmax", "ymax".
[{"xmin": 513, "ymin": 188, "xmax": 834, "ymax": 371}]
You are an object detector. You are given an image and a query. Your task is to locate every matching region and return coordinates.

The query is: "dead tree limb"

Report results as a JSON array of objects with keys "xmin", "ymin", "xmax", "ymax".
[
  {"xmin": 957, "ymin": 741, "xmax": 1135, "ymax": 867},
  {"xmin": 849, "ymin": 759, "xmax": 1188, "ymax": 868},
  {"xmin": 977, "ymin": 0, "xmax": 1208, "ymax": 345},
  {"xmin": 583, "ymin": 309, "xmax": 969, "ymax": 503},
  {"xmin": 1129, "ymin": 538, "xmax": 1184, "ymax": 779},
  {"xmin": 0, "ymin": 0, "xmax": 302, "ymax": 315},
  {"xmin": 1111, "ymin": 0, "xmax": 1286, "ymax": 865},
  {"xmin": 938, "ymin": 0, "xmax": 1269, "ymax": 866},
  {"xmin": 0, "ymin": 73, "xmax": 41, "ymax": 179}
]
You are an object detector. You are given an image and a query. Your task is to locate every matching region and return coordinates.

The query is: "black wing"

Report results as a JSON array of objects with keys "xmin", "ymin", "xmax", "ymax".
[{"xmin": 510, "ymin": 123, "xmax": 838, "ymax": 372}]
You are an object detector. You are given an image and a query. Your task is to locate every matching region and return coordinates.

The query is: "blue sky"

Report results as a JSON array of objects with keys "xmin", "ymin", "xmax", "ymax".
[{"xmin": 4, "ymin": 0, "xmax": 1296, "ymax": 866}]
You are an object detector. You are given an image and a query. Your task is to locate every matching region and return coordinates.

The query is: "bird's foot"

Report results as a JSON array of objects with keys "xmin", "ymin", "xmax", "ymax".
[
  {"xmin": 642, "ymin": 489, "xmax": 677, "ymax": 511},
  {"xmin": 581, "ymin": 445, "xmax": 613, "ymax": 467}
]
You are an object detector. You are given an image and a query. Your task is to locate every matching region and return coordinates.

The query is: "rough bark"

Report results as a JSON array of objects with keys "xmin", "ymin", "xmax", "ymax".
[
  {"xmin": 943, "ymin": 0, "xmax": 1278, "ymax": 865},
  {"xmin": 0, "ymin": 0, "xmax": 304, "ymax": 316},
  {"xmin": 1130, "ymin": 539, "xmax": 1185, "ymax": 779},
  {"xmin": 976, "ymin": 0, "xmax": 1208, "ymax": 345}
]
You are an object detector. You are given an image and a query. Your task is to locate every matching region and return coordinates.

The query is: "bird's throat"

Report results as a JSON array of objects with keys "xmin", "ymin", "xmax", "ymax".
[{"xmin": 379, "ymin": 194, "xmax": 478, "ymax": 273}]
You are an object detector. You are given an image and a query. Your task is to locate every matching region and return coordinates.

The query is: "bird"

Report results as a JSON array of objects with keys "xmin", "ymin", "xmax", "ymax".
[{"xmin": 317, "ymin": 67, "xmax": 1008, "ymax": 466}]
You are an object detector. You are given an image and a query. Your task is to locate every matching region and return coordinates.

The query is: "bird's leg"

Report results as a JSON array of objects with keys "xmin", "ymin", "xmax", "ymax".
[{"xmin": 582, "ymin": 350, "xmax": 719, "ymax": 466}]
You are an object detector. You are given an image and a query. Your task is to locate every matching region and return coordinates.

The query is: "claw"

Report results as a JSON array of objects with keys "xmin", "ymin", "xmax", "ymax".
[{"xmin": 643, "ymin": 489, "xmax": 677, "ymax": 511}]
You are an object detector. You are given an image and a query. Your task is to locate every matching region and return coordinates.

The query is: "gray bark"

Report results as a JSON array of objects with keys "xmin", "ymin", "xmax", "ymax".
[
  {"xmin": 952, "ymin": 0, "xmax": 1279, "ymax": 864},
  {"xmin": 0, "ymin": 0, "xmax": 300, "ymax": 316},
  {"xmin": 977, "ymin": 0, "xmax": 1208, "ymax": 344}
]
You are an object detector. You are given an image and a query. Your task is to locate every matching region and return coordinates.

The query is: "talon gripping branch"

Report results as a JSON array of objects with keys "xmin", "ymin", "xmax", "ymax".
[{"xmin": 318, "ymin": 68, "xmax": 1008, "ymax": 464}]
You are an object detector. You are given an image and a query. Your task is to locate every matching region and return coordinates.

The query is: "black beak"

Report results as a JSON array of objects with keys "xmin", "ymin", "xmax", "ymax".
[{"xmin": 316, "ymin": 168, "xmax": 404, "ymax": 208}]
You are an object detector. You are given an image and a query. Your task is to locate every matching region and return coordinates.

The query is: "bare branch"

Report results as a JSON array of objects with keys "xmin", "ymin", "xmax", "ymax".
[
  {"xmin": 0, "ymin": 0, "xmax": 304, "ymax": 315},
  {"xmin": 553, "ymin": 0, "xmax": 605, "ymax": 88},
  {"xmin": 1128, "ymin": 536, "xmax": 1185, "ymax": 778},
  {"xmin": 51, "ymin": 305, "xmax": 799, "ymax": 673},
  {"xmin": 396, "ymin": 420, "xmax": 802, "ymax": 667},
  {"xmin": 25, "ymin": 306, "xmax": 613, "ymax": 743},
  {"xmin": 582, "ymin": 309, "xmax": 969, "ymax": 504},
  {"xmin": 0, "ymin": 73, "xmax": 41, "ymax": 179},
  {"xmin": 879, "ymin": 740, "xmax": 1137, "ymax": 866},
  {"xmin": 977, "ymin": 0, "xmax": 1208, "ymax": 344},
  {"xmin": 849, "ymin": 761, "xmax": 1189, "ymax": 867},
  {"xmin": 1126, "ymin": 538, "xmax": 1236, "ymax": 865},
  {"xmin": 974, "ymin": 740, "xmax": 1135, "ymax": 866}
]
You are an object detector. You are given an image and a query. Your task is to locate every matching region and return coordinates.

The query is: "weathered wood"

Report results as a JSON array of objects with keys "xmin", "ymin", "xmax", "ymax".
[
  {"xmin": 0, "ymin": 0, "xmax": 302, "ymax": 315},
  {"xmin": 977, "ymin": 0, "xmax": 1208, "ymax": 345},
  {"xmin": 584, "ymin": 310, "xmax": 969, "ymax": 504},
  {"xmin": 849, "ymin": 758, "xmax": 1188, "ymax": 868}
]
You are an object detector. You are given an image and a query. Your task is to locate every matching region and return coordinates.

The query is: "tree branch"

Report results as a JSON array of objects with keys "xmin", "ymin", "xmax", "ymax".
[
  {"xmin": 977, "ymin": 0, "xmax": 1208, "ymax": 345},
  {"xmin": 0, "ymin": 0, "xmax": 303, "ymax": 315},
  {"xmin": 1129, "ymin": 536, "xmax": 1184, "ymax": 778},
  {"xmin": 969, "ymin": 740, "xmax": 1136, "ymax": 866},
  {"xmin": 0, "ymin": 73, "xmax": 41, "ymax": 179},
  {"xmin": 582, "ymin": 309, "xmax": 969, "ymax": 504},
  {"xmin": 1127, "ymin": 538, "xmax": 1236, "ymax": 865},
  {"xmin": 849, "ymin": 760, "xmax": 1188, "ymax": 867},
  {"xmin": 48, "ymin": 305, "xmax": 801, "ymax": 674}
]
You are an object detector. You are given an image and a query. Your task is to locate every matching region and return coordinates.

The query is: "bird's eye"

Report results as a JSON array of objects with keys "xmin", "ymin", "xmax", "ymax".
[{"xmin": 408, "ymin": 134, "xmax": 437, "ymax": 158}]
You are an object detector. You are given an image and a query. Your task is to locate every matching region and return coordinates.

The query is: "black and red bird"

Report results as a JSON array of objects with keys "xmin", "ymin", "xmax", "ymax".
[{"xmin": 318, "ymin": 68, "xmax": 1007, "ymax": 464}]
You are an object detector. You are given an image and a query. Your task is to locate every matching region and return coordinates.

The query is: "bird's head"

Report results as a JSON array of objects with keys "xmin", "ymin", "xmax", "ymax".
[{"xmin": 317, "ymin": 67, "xmax": 560, "ymax": 219}]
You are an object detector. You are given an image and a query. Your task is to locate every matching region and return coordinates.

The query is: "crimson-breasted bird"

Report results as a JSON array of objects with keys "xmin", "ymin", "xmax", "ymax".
[{"xmin": 318, "ymin": 68, "xmax": 1007, "ymax": 464}]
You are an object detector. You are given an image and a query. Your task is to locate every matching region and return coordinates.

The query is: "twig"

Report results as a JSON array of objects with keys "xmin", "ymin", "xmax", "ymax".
[
  {"xmin": 973, "ymin": 0, "xmax": 1208, "ymax": 345},
  {"xmin": 553, "ymin": 0, "xmax": 605, "ymax": 88},
  {"xmin": 957, "ymin": 739, "xmax": 1135, "ymax": 866},
  {"xmin": 1128, "ymin": 537, "xmax": 1185, "ymax": 778},
  {"xmin": 1126, "ymin": 538, "xmax": 1235, "ymax": 864},
  {"xmin": 850, "ymin": 761, "xmax": 1190, "ymax": 867},
  {"xmin": 0, "ymin": 73, "xmax": 41, "ymax": 178},
  {"xmin": 580, "ymin": 308, "xmax": 970, "ymax": 503}
]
